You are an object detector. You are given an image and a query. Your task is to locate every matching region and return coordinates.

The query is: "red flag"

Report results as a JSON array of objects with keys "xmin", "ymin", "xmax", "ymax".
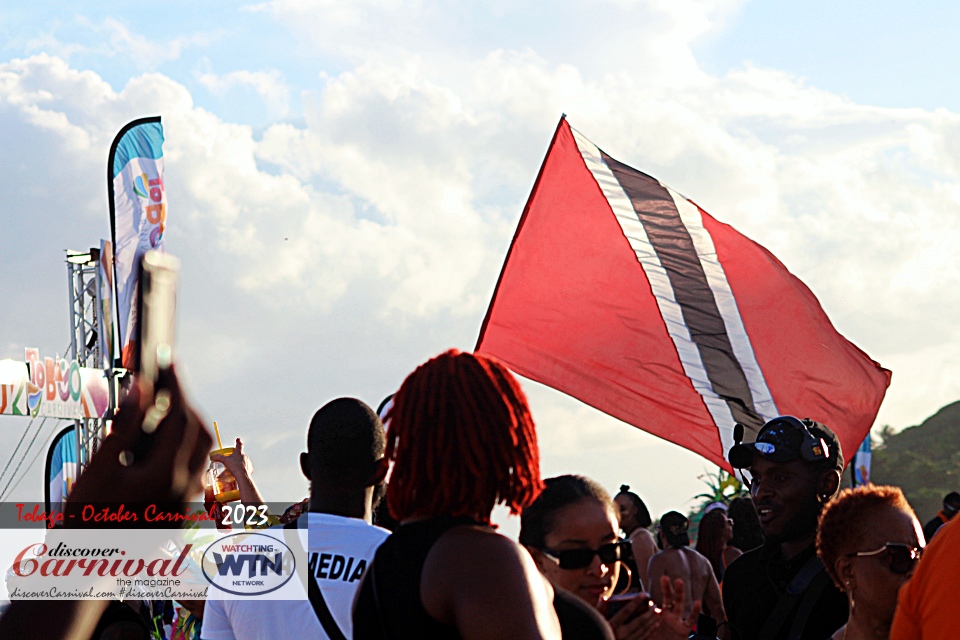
[{"xmin": 476, "ymin": 118, "xmax": 891, "ymax": 471}]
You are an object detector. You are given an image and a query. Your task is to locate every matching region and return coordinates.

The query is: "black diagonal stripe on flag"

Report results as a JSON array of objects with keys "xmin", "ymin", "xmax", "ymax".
[
  {"xmin": 599, "ymin": 151, "xmax": 762, "ymax": 430},
  {"xmin": 477, "ymin": 117, "xmax": 890, "ymax": 471}
]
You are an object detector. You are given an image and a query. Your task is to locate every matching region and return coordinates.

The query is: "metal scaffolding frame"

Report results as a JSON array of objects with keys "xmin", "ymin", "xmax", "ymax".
[{"xmin": 65, "ymin": 248, "xmax": 114, "ymax": 471}]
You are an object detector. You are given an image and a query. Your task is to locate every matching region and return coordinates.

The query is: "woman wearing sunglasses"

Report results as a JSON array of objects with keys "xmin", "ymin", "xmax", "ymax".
[
  {"xmin": 817, "ymin": 485, "xmax": 924, "ymax": 640},
  {"xmin": 521, "ymin": 475, "xmax": 702, "ymax": 640}
]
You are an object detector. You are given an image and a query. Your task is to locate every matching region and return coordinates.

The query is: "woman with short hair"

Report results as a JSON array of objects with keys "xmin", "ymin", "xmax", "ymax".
[{"xmin": 817, "ymin": 485, "xmax": 924, "ymax": 640}]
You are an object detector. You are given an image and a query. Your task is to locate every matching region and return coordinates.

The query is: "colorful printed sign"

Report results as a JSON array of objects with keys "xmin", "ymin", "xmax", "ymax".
[
  {"xmin": 0, "ymin": 349, "xmax": 109, "ymax": 419},
  {"xmin": 108, "ymin": 117, "xmax": 167, "ymax": 369}
]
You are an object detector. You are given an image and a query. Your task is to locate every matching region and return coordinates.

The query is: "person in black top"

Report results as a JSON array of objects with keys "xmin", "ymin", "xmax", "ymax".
[
  {"xmin": 921, "ymin": 491, "xmax": 960, "ymax": 543},
  {"xmin": 352, "ymin": 349, "xmax": 612, "ymax": 640},
  {"xmin": 727, "ymin": 496, "xmax": 764, "ymax": 553},
  {"xmin": 520, "ymin": 475, "xmax": 700, "ymax": 640},
  {"xmin": 724, "ymin": 416, "xmax": 848, "ymax": 640}
]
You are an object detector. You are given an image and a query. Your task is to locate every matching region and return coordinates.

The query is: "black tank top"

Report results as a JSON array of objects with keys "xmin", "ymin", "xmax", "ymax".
[
  {"xmin": 352, "ymin": 516, "xmax": 614, "ymax": 640},
  {"xmin": 353, "ymin": 516, "xmax": 468, "ymax": 640}
]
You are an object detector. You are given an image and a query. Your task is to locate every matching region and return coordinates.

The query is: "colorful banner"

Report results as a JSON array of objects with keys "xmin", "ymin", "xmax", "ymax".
[
  {"xmin": 108, "ymin": 117, "xmax": 167, "ymax": 369},
  {"xmin": 0, "ymin": 349, "xmax": 109, "ymax": 419},
  {"xmin": 44, "ymin": 426, "xmax": 78, "ymax": 517},
  {"xmin": 98, "ymin": 239, "xmax": 115, "ymax": 370},
  {"xmin": 477, "ymin": 118, "xmax": 890, "ymax": 471},
  {"xmin": 852, "ymin": 435, "xmax": 872, "ymax": 486}
]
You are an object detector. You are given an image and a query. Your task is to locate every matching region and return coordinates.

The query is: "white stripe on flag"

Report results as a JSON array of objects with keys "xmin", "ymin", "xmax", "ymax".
[
  {"xmin": 570, "ymin": 127, "xmax": 738, "ymax": 445},
  {"xmin": 667, "ymin": 190, "xmax": 780, "ymax": 430}
]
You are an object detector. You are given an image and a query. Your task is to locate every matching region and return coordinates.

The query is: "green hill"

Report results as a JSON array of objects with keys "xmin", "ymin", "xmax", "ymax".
[{"xmin": 870, "ymin": 401, "xmax": 960, "ymax": 522}]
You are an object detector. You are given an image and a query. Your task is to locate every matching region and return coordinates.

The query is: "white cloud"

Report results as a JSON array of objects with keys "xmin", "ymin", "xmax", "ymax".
[
  {"xmin": 23, "ymin": 17, "xmax": 220, "ymax": 71},
  {"xmin": 94, "ymin": 18, "xmax": 217, "ymax": 69},
  {"xmin": 3, "ymin": 0, "xmax": 960, "ymax": 509},
  {"xmin": 196, "ymin": 69, "xmax": 291, "ymax": 120}
]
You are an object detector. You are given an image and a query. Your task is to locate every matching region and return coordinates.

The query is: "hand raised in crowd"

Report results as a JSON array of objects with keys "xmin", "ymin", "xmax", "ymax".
[
  {"xmin": 64, "ymin": 365, "xmax": 213, "ymax": 526},
  {"xmin": 210, "ymin": 437, "xmax": 265, "ymax": 504},
  {"xmin": 651, "ymin": 576, "xmax": 702, "ymax": 640}
]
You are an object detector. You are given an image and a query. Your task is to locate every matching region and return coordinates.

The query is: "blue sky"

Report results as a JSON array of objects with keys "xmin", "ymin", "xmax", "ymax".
[
  {"xmin": 2, "ymin": 0, "xmax": 959, "ymax": 529},
  {"xmin": 700, "ymin": 0, "xmax": 960, "ymax": 112}
]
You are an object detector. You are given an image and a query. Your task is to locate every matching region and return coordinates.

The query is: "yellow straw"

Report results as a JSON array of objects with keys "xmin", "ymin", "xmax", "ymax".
[{"xmin": 213, "ymin": 421, "xmax": 224, "ymax": 450}]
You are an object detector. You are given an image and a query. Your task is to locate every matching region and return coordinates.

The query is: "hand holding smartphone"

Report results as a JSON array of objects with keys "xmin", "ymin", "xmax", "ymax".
[
  {"xmin": 131, "ymin": 250, "xmax": 180, "ymax": 462},
  {"xmin": 605, "ymin": 593, "xmax": 651, "ymax": 619},
  {"xmin": 135, "ymin": 250, "xmax": 180, "ymax": 383}
]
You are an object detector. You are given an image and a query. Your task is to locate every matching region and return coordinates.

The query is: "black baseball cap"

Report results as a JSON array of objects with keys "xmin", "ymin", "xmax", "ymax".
[{"xmin": 728, "ymin": 416, "xmax": 842, "ymax": 471}]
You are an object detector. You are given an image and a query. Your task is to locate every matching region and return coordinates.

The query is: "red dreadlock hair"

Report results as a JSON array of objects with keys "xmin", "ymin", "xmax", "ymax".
[{"xmin": 385, "ymin": 349, "xmax": 544, "ymax": 525}]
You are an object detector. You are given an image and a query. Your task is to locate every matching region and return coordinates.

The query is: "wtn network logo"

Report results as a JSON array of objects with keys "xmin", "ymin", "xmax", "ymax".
[{"xmin": 202, "ymin": 532, "xmax": 299, "ymax": 597}]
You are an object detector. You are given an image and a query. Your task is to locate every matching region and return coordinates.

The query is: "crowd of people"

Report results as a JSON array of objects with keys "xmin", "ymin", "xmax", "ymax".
[{"xmin": 0, "ymin": 348, "xmax": 958, "ymax": 640}]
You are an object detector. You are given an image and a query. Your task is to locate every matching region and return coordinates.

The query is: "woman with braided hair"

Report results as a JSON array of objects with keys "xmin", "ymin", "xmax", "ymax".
[{"xmin": 352, "ymin": 349, "xmax": 612, "ymax": 640}]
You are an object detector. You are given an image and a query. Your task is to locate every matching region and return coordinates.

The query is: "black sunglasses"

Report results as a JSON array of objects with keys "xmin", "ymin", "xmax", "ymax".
[
  {"xmin": 538, "ymin": 542, "xmax": 623, "ymax": 570},
  {"xmin": 847, "ymin": 543, "xmax": 923, "ymax": 575}
]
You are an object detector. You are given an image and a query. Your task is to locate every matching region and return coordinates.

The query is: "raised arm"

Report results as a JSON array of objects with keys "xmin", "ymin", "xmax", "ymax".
[{"xmin": 210, "ymin": 437, "xmax": 266, "ymax": 505}]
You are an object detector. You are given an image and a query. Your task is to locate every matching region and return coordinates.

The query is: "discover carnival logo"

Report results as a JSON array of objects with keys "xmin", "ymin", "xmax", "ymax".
[{"xmin": 201, "ymin": 531, "xmax": 297, "ymax": 597}]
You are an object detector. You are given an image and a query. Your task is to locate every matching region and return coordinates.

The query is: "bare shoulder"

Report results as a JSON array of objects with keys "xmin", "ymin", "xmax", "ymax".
[
  {"xmin": 430, "ymin": 524, "xmax": 532, "ymax": 569},
  {"xmin": 723, "ymin": 546, "xmax": 742, "ymax": 565},
  {"xmin": 422, "ymin": 525, "xmax": 555, "ymax": 625},
  {"xmin": 421, "ymin": 525, "xmax": 560, "ymax": 639},
  {"xmin": 647, "ymin": 549, "xmax": 667, "ymax": 569},
  {"xmin": 426, "ymin": 525, "xmax": 548, "ymax": 596},
  {"xmin": 632, "ymin": 528, "xmax": 658, "ymax": 550},
  {"xmin": 688, "ymin": 547, "xmax": 713, "ymax": 573}
]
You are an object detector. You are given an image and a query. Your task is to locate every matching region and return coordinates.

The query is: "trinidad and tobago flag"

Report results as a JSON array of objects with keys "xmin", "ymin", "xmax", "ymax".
[{"xmin": 476, "ymin": 117, "xmax": 891, "ymax": 471}]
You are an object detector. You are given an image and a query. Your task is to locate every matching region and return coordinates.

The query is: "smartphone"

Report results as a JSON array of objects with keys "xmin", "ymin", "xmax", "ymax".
[
  {"xmin": 135, "ymin": 250, "xmax": 180, "ymax": 383},
  {"xmin": 130, "ymin": 251, "xmax": 180, "ymax": 463},
  {"xmin": 606, "ymin": 593, "xmax": 651, "ymax": 619}
]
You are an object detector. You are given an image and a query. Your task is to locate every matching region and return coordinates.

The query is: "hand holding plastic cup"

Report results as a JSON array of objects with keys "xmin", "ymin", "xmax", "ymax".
[{"xmin": 206, "ymin": 423, "xmax": 241, "ymax": 503}]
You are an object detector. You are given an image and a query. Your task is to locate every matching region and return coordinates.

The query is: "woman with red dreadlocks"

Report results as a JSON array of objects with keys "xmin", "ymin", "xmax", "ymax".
[{"xmin": 352, "ymin": 349, "xmax": 613, "ymax": 640}]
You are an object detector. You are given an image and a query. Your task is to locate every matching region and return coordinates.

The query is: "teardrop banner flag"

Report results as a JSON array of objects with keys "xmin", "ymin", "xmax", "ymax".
[
  {"xmin": 108, "ymin": 117, "xmax": 167, "ymax": 369},
  {"xmin": 44, "ymin": 426, "xmax": 78, "ymax": 517},
  {"xmin": 476, "ymin": 117, "xmax": 891, "ymax": 471}
]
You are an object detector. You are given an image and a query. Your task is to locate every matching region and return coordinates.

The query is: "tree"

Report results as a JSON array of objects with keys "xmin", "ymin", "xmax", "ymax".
[{"xmin": 871, "ymin": 401, "xmax": 960, "ymax": 521}]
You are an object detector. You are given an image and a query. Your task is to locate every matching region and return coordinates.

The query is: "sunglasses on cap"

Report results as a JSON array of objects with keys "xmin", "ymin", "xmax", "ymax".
[
  {"xmin": 758, "ymin": 417, "xmax": 830, "ymax": 459},
  {"xmin": 729, "ymin": 416, "xmax": 832, "ymax": 474},
  {"xmin": 847, "ymin": 543, "xmax": 923, "ymax": 575},
  {"xmin": 538, "ymin": 541, "xmax": 623, "ymax": 570}
]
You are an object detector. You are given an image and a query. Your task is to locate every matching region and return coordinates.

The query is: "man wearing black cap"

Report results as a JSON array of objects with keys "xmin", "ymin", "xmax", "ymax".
[
  {"xmin": 922, "ymin": 491, "xmax": 960, "ymax": 543},
  {"xmin": 723, "ymin": 416, "xmax": 847, "ymax": 640}
]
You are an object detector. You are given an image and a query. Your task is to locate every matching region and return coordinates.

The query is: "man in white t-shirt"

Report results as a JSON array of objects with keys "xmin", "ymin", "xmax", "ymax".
[{"xmin": 202, "ymin": 398, "xmax": 391, "ymax": 640}]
